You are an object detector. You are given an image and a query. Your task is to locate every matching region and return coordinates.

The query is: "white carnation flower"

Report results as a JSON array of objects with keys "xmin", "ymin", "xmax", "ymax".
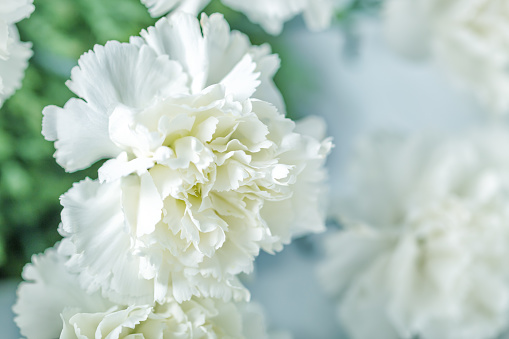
[
  {"xmin": 42, "ymin": 12, "xmax": 331, "ymax": 305},
  {"xmin": 57, "ymin": 102, "xmax": 330, "ymax": 305},
  {"xmin": 320, "ymin": 129, "xmax": 509, "ymax": 339},
  {"xmin": 14, "ymin": 245, "xmax": 285, "ymax": 339},
  {"xmin": 0, "ymin": 0, "xmax": 34, "ymax": 105},
  {"xmin": 140, "ymin": 0, "xmax": 346, "ymax": 35},
  {"xmin": 383, "ymin": 0, "xmax": 509, "ymax": 114}
]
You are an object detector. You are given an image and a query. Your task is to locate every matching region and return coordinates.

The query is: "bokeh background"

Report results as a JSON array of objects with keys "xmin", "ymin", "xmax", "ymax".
[{"xmin": 0, "ymin": 0, "xmax": 486, "ymax": 337}]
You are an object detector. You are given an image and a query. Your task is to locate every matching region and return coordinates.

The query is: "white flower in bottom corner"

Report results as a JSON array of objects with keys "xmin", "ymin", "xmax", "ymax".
[
  {"xmin": 0, "ymin": 0, "xmax": 34, "ymax": 105},
  {"xmin": 319, "ymin": 128, "xmax": 509, "ymax": 339},
  {"xmin": 14, "ymin": 245, "xmax": 289, "ymax": 339},
  {"xmin": 383, "ymin": 0, "xmax": 509, "ymax": 114}
]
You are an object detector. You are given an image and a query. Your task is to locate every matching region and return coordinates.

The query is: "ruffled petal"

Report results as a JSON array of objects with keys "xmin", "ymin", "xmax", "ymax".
[
  {"xmin": 43, "ymin": 99, "xmax": 122, "ymax": 172},
  {"xmin": 60, "ymin": 178, "xmax": 156, "ymax": 305},
  {"xmin": 140, "ymin": 14, "xmax": 207, "ymax": 94},
  {"xmin": 13, "ymin": 245, "xmax": 113, "ymax": 339}
]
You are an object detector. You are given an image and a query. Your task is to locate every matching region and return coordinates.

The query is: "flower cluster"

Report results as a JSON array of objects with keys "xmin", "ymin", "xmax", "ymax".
[
  {"xmin": 141, "ymin": 0, "xmax": 345, "ymax": 35},
  {"xmin": 320, "ymin": 129, "xmax": 509, "ymax": 339},
  {"xmin": 383, "ymin": 0, "xmax": 509, "ymax": 114},
  {"xmin": 15, "ymin": 11, "xmax": 330, "ymax": 339},
  {"xmin": 0, "ymin": 0, "xmax": 34, "ymax": 106}
]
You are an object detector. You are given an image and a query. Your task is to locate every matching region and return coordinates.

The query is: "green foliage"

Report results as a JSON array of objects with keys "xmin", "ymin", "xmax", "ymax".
[{"xmin": 22, "ymin": 0, "xmax": 154, "ymax": 60}]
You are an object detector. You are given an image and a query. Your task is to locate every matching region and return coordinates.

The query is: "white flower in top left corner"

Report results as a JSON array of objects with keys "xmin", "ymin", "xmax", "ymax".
[
  {"xmin": 43, "ymin": 12, "xmax": 331, "ymax": 305},
  {"xmin": 0, "ymin": 0, "xmax": 34, "ymax": 106}
]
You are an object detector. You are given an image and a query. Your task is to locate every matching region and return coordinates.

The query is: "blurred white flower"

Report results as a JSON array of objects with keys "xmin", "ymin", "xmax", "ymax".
[
  {"xmin": 141, "ymin": 0, "xmax": 347, "ymax": 35},
  {"xmin": 141, "ymin": 0, "xmax": 210, "ymax": 18},
  {"xmin": 0, "ymin": 0, "xmax": 34, "ymax": 105},
  {"xmin": 222, "ymin": 0, "xmax": 347, "ymax": 35},
  {"xmin": 14, "ymin": 245, "xmax": 287, "ymax": 339},
  {"xmin": 320, "ymin": 128, "xmax": 509, "ymax": 339},
  {"xmin": 42, "ymin": 12, "xmax": 330, "ymax": 305},
  {"xmin": 383, "ymin": 0, "xmax": 509, "ymax": 114}
]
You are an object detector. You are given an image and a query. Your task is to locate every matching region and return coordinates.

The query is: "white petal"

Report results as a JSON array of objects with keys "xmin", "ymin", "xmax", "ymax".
[
  {"xmin": 60, "ymin": 178, "xmax": 155, "ymax": 305},
  {"xmin": 64, "ymin": 306, "xmax": 152, "ymax": 339},
  {"xmin": 67, "ymin": 41, "xmax": 188, "ymax": 113},
  {"xmin": 141, "ymin": 0, "xmax": 210, "ymax": 18},
  {"xmin": 220, "ymin": 54, "xmax": 260, "ymax": 102},
  {"xmin": 43, "ymin": 99, "xmax": 122, "ymax": 172},
  {"xmin": 13, "ymin": 245, "xmax": 112, "ymax": 339},
  {"xmin": 140, "ymin": 14, "xmax": 207, "ymax": 94}
]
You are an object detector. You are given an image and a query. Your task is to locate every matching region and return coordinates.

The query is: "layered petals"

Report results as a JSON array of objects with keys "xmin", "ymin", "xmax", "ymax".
[
  {"xmin": 14, "ymin": 246, "xmax": 285, "ymax": 339},
  {"xmin": 43, "ymin": 13, "xmax": 284, "ymax": 173},
  {"xmin": 59, "ymin": 95, "xmax": 330, "ymax": 304},
  {"xmin": 44, "ymin": 12, "xmax": 330, "ymax": 305},
  {"xmin": 13, "ymin": 245, "xmax": 113, "ymax": 339}
]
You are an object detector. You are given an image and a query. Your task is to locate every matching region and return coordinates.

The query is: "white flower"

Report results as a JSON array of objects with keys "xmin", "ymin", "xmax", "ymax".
[
  {"xmin": 141, "ymin": 0, "xmax": 346, "ymax": 35},
  {"xmin": 383, "ymin": 0, "xmax": 509, "ymax": 114},
  {"xmin": 43, "ymin": 12, "xmax": 284, "ymax": 173},
  {"xmin": 0, "ymin": 0, "xmax": 34, "ymax": 105},
  {"xmin": 14, "ymin": 245, "xmax": 285, "ymax": 339},
  {"xmin": 56, "ymin": 104, "xmax": 330, "ymax": 305},
  {"xmin": 42, "ymin": 12, "xmax": 331, "ymax": 305},
  {"xmin": 141, "ymin": 0, "xmax": 210, "ymax": 18},
  {"xmin": 319, "ymin": 129, "xmax": 509, "ymax": 339},
  {"xmin": 222, "ymin": 0, "xmax": 346, "ymax": 35}
]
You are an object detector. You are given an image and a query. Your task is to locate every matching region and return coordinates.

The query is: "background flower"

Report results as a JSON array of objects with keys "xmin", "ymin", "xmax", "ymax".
[
  {"xmin": 383, "ymin": 0, "xmax": 509, "ymax": 115},
  {"xmin": 320, "ymin": 128, "xmax": 509, "ymax": 339},
  {"xmin": 141, "ymin": 0, "xmax": 211, "ymax": 17},
  {"xmin": 221, "ymin": 0, "xmax": 348, "ymax": 35},
  {"xmin": 141, "ymin": 0, "xmax": 349, "ymax": 35},
  {"xmin": 14, "ymin": 244, "xmax": 289, "ymax": 339},
  {"xmin": 0, "ymin": 0, "xmax": 34, "ymax": 106}
]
